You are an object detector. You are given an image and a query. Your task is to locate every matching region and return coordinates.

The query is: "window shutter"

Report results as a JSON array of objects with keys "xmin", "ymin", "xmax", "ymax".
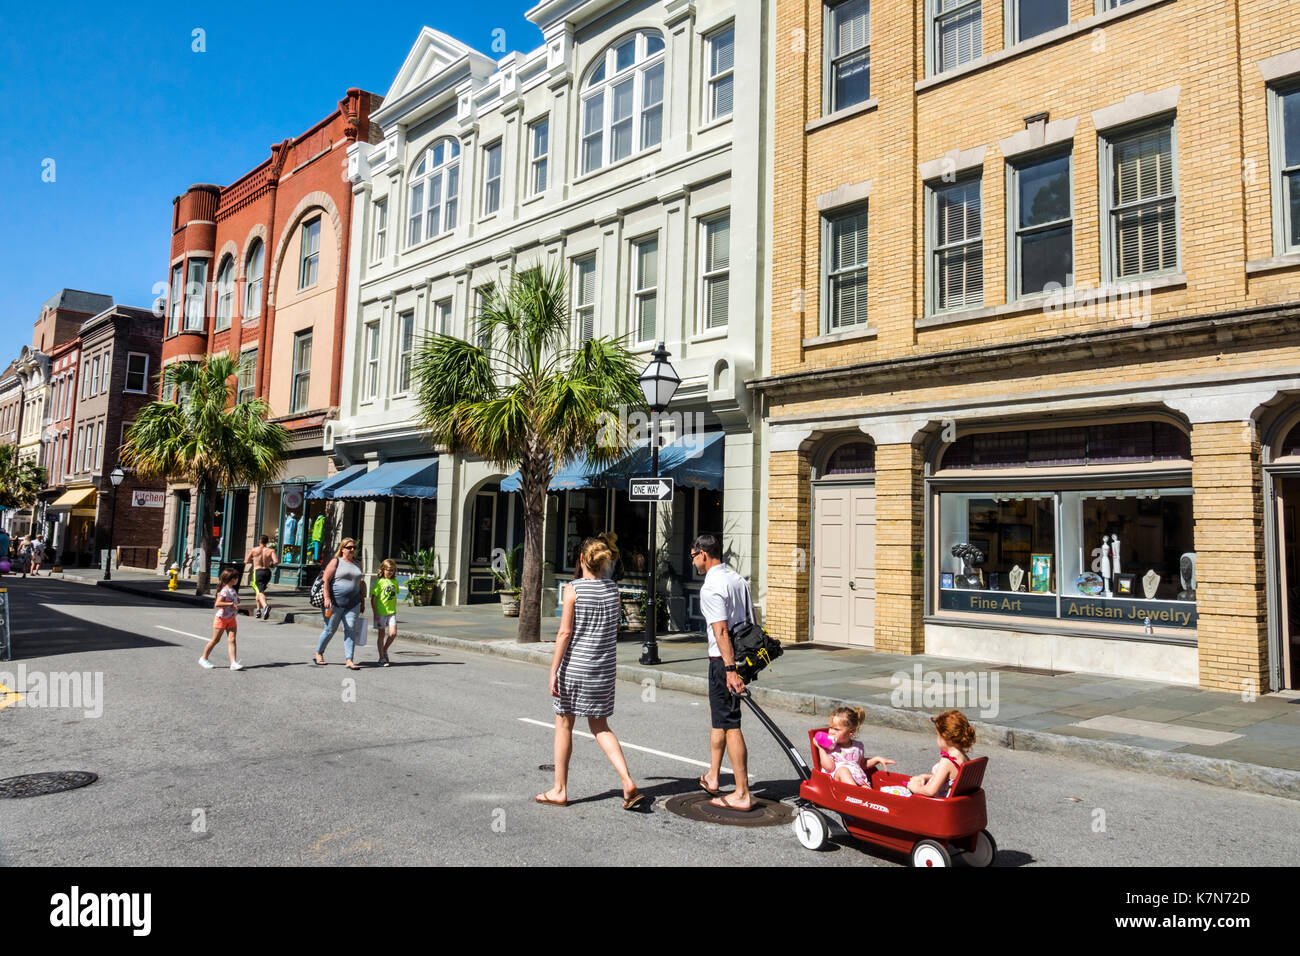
[{"xmin": 834, "ymin": 0, "xmax": 870, "ymax": 55}]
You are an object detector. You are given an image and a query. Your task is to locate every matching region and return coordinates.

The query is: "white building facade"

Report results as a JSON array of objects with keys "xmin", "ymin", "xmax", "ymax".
[{"xmin": 330, "ymin": 0, "xmax": 773, "ymax": 623}]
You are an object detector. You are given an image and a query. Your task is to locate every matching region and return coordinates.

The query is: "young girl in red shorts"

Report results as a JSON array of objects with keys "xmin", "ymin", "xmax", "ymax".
[{"xmin": 200, "ymin": 567, "xmax": 243, "ymax": 671}]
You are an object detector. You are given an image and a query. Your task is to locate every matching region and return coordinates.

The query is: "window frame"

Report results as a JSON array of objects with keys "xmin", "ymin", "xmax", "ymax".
[
  {"xmin": 168, "ymin": 263, "xmax": 183, "ymax": 335},
  {"xmin": 237, "ymin": 348, "xmax": 257, "ymax": 404},
  {"xmin": 926, "ymin": 173, "xmax": 985, "ymax": 316},
  {"xmin": 215, "ymin": 256, "xmax": 235, "ymax": 330},
  {"xmin": 1267, "ymin": 79, "xmax": 1300, "ymax": 256},
  {"xmin": 434, "ymin": 298, "xmax": 453, "ymax": 336},
  {"xmin": 822, "ymin": 202, "xmax": 871, "ymax": 333},
  {"xmin": 579, "ymin": 30, "xmax": 667, "ymax": 176},
  {"xmin": 928, "ymin": 0, "xmax": 982, "ymax": 77},
  {"xmin": 705, "ymin": 22, "xmax": 736, "ymax": 123},
  {"xmin": 823, "ymin": 1, "xmax": 870, "ymax": 115},
  {"xmin": 184, "ymin": 257, "xmax": 208, "ymax": 332},
  {"xmin": 630, "ymin": 234, "xmax": 660, "ymax": 345},
  {"xmin": 528, "ymin": 117, "xmax": 550, "ymax": 196},
  {"xmin": 363, "ymin": 321, "xmax": 381, "ymax": 402},
  {"xmin": 481, "ymin": 140, "xmax": 503, "ymax": 217},
  {"xmin": 245, "ymin": 240, "xmax": 264, "ymax": 321},
  {"xmin": 125, "ymin": 352, "xmax": 149, "ymax": 393},
  {"xmin": 698, "ymin": 212, "xmax": 732, "ymax": 332},
  {"xmin": 395, "ymin": 310, "xmax": 415, "ymax": 395},
  {"xmin": 371, "ymin": 197, "xmax": 388, "ymax": 263},
  {"xmin": 572, "ymin": 255, "xmax": 597, "ymax": 343},
  {"xmin": 1099, "ymin": 116, "xmax": 1180, "ymax": 284},
  {"xmin": 1006, "ymin": 147, "xmax": 1075, "ymax": 302},
  {"xmin": 407, "ymin": 138, "xmax": 461, "ymax": 247},
  {"xmin": 291, "ymin": 330, "xmax": 312, "ymax": 414},
  {"xmin": 1005, "ymin": 0, "xmax": 1070, "ymax": 46},
  {"xmin": 298, "ymin": 216, "xmax": 321, "ymax": 290}
]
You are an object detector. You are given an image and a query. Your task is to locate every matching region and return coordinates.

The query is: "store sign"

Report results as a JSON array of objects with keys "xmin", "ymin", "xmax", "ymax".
[
  {"xmin": 131, "ymin": 490, "xmax": 165, "ymax": 508},
  {"xmin": 939, "ymin": 589, "xmax": 1196, "ymax": 629},
  {"xmin": 283, "ymin": 486, "xmax": 304, "ymax": 510}
]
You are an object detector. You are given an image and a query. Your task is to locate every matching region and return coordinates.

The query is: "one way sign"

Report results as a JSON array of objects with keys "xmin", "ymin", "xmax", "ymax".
[{"xmin": 628, "ymin": 478, "xmax": 674, "ymax": 501}]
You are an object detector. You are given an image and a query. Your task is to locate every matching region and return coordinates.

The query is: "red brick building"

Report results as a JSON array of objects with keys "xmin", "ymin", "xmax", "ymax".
[{"xmin": 158, "ymin": 89, "xmax": 381, "ymax": 582}]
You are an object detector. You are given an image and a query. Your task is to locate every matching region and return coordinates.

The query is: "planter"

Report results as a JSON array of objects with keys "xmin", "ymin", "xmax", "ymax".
[{"xmin": 499, "ymin": 589, "xmax": 522, "ymax": 617}]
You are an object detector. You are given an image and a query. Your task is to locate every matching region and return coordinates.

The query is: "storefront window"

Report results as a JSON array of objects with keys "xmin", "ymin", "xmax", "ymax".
[
  {"xmin": 259, "ymin": 486, "xmax": 283, "ymax": 550},
  {"xmin": 613, "ymin": 495, "xmax": 650, "ymax": 574},
  {"xmin": 937, "ymin": 492, "xmax": 1056, "ymax": 593},
  {"xmin": 562, "ymin": 490, "xmax": 607, "ymax": 571},
  {"xmin": 1060, "ymin": 488, "xmax": 1194, "ymax": 603}
]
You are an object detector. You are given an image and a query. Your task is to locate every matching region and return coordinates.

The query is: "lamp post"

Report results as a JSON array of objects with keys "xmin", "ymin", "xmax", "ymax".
[
  {"xmin": 103, "ymin": 466, "xmax": 124, "ymax": 581},
  {"xmin": 637, "ymin": 342, "xmax": 680, "ymax": 666}
]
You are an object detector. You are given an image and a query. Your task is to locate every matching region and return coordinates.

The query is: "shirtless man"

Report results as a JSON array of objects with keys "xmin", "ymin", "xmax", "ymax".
[{"xmin": 245, "ymin": 535, "xmax": 279, "ymax": 619}]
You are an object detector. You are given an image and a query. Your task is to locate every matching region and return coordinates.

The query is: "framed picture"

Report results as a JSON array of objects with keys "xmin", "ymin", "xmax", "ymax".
[
  {"xmin": 1030, "ymin": 553, "xmax": 1053, "ymax": 593},
  {"xmin": 939, "ymin": 572, "xmax": 955, "ymax": 589},
  {"xmin": 1116, "ymin": 573, "xmax": 1135, "ymax": 595}
]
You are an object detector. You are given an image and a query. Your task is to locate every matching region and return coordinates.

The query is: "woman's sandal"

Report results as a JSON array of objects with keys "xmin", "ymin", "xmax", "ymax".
[
  {"xmin": 345, "ymin": 661, "xmax": 361, "ymax": 671},
  {"xmin": 622, "ymin": 788, "xmax": 648, "ymax": 811},
  {"xmin": 697, "ymin": 774, "xmax": 720, "ymax": 796},
  {"xmin": 535, "ymin": 793, "xmax": 568, "ymax": 807},
  {"xmin": 313, "ymin": 655, "xmax": 327, "ymax": 666}
]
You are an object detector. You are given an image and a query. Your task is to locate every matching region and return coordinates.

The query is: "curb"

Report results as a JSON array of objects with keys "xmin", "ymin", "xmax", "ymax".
[{"xmin": 53, "ymin": 574, "xmax": 1300, "ymax": 802}]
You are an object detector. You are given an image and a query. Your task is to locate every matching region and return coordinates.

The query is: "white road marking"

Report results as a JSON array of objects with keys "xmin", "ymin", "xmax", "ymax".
[
  {"xmin": 518, "ymin": 716, "xmax": 749, "ymax": 777},
  {"xmin": 156, "ymin": 625, "xmax": 209, "ymax": 642}
]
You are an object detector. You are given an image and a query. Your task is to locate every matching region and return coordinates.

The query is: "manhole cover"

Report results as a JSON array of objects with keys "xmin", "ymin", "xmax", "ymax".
[
  {"xmin": 0, "ymin": 771, "xmax": 98, "ymax": 799},
  {"xmin": 396, "ymin": 651, "xmax": 441, "ymax": 658},
  {"xmin": 662, "ymin": 792, "xmax": 793, "ymax": 828}
]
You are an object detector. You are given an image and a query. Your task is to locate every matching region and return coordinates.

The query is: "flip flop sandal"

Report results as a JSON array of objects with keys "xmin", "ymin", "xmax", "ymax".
[
  {"xmin": 710, "ymin": 795, "xmax": 755, "ymax": 812},
  {"xmin": 622, "ymin": 789, "xmax": 648, "ymax": 811},
  {"xmin": 698, "ymin": 775, "xmax": 721, "ymax": 796},
  {"xmin": 313, "ymin": 656, "xmax": 327, "ymax": 665},
  {"xmin": 535, "ymin": 793, "xmax": 568, "ymax": 807}
]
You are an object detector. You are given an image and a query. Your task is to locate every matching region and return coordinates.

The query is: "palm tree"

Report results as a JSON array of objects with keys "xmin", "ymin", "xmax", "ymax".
[
  {"xmin": 0, "ymin": 444, "xmax": 44, "ymax": 512},
  {"xmin": 120, "ymin": 355, "xmax": 290, "ymax": 595},
  {"xmin": 412, "ymin": 264, "xmax": 645, "ymax": 643}
]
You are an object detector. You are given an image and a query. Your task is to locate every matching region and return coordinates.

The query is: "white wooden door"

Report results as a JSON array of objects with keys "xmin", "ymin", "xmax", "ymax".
[{"xmin": 813, "ymin": 484, "xmax": 876, "ymax": 648}]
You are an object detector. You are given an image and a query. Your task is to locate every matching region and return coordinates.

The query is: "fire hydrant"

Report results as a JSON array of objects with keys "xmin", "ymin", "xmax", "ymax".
[{"xmin": 168, "ymin": 564, "xmax": 180, "ymax": 591}]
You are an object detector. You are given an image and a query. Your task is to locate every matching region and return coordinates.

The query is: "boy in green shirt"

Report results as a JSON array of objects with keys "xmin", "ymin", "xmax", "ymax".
[{"xmin": 371, "ymin": 559, "xmax": 400, "ymax": 666}]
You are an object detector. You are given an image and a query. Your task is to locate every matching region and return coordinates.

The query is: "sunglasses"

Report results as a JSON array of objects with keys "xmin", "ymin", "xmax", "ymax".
[{"xmin": 342, "ymin": 545, "xmax": 356, "ymax": 551}]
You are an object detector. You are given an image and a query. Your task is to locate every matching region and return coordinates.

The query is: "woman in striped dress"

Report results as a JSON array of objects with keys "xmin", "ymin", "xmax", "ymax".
[{"xmin": 536, "ymin": 537, "xmax": 646, "ymax": 810}]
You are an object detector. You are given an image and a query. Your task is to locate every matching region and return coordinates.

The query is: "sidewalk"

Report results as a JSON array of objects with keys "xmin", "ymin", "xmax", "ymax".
[{"xmin": 52, "ymin": 567, "xmax": 1300, "ymax": 801}]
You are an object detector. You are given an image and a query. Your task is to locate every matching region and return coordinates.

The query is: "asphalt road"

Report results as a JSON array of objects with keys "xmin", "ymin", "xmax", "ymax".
[{"xmin": 2, "ymin": 575, "xmax": 1299, "ymax": 867}]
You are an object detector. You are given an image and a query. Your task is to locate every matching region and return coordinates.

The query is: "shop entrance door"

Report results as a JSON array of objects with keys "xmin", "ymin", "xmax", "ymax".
[
  {"xmin": 812, "ymin": 483, "xmax": 876, "ymax": 648},
  {"xmin": 1275, "ymin": 477, "xmax": 1300, "ymax": 689},
  {"xmin": 174, "ymin": 492, "xmax": 190, "ymax": 572}
]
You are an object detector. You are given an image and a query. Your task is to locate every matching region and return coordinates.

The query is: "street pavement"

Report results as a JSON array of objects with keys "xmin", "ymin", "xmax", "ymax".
[{"xmin": 3, "ymin": 575, "xmax": 1300, "ymax": 866}]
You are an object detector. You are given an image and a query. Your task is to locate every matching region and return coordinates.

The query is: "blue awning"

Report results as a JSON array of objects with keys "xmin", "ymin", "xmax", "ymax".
[
  {"xmin": 305, "ymin": 464, "xmax": 368, "ymax": 500},
  {"xmin": 332, "ymin": 458, "xmax": 440, "ymax": 500},
  {"xmin": 500, "ymin": 456, "xmax": 604, "ymax": 493},
  {"xmin": 602, "ymin": 432, "xmax": 726, "ymax": 490},
  {"xmin": 499, "ymin": 432, "xmax": 726, "ymax": 494}
]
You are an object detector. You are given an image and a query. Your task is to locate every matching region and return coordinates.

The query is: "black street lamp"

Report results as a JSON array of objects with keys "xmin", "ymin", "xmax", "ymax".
[
  {"xmin": 103, "ymin": 466, "xmax": 124, "ymax": 581},
  {"xmin": 637, "ymin": 342, "xmax": 680, "ymax": 666}
]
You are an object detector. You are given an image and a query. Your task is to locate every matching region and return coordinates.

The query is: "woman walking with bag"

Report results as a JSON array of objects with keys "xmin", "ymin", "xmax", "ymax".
[
  {"xmin": 536, "ymin": 537, "xmax": 645, "ymax": 810},
  {"xmin": 314, "ymin": 538, "xmax": 364, "ymax": 671}
]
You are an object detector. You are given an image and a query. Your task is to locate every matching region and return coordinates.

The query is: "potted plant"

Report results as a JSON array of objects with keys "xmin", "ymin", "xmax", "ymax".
[
  {"xmin": 402, "ymin": 548, "xmax": 443, "ymax": 606},
  {"xmin": 493, "ymin": 544, "xmax": 524, "ymax": 617}
]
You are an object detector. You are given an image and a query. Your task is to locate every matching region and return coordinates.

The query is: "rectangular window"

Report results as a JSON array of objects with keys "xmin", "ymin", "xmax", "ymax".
[
  {"xmin": 168, "ymin": 264, "xmax": 183, "ymax": 335},
  {"xmin": 396, "ymin": 311, "xmax": 414, "ymax": 394},
  {"xmin": 75, "ymin": 426, "xmax": 84, "ymax": 473},
  {"xmin": 125, "ymin": 353, "xmax": 149, "ymax": 393},
  {"xmin": 215, "ymin": 261, "xmax": 234, "ymax": 330},
  {"xmin": 825, "ymin": 1, "xmax": 869, "ymax": 113},
  {"xmin": 642, "ymin": 63, "xmax": 665, "ymax": 149},
  {"xmin": 475, "ymin": 287, "xmax": 495, "ymax": 350},
  {"xmin": 1269, "ymin": 83, "xmax": 1300, "ymax": 254},
  {"xmin": 95, "ymin": 421, "xmax": 104, "ymax": 470},
  {"xmin": 84, "ymin": 426, "xmax": 94, "ymax": 473},
  {"xmin": 573, "ymin": 257, "xmax": 596, "ymax": 342},
  {"xmin": 1010, "ymin": 151, "xmax": 1073, "ymax": 298},
  {"xmin": 364, "ymin": 321, "xmax": 380, "ymax": 401},
  {"xmin": 581, "ymin": 93, "xmax": 604, "ymax": 174},
  {"xmin": 291, "ymin": 331, "xmax": 312, "ymax": 413},
  {"xmin": 824, "ymin": 205, "xmax": 870, "ymax": 331},
  {"xmin": 701, "ymin": 215, "xmax": 731, "ymax": 330},
  {"xmin": 408, "ymin": 181, "xmax": 424, "ymax": 247},
  {"xmin": 632, "ymin": 236, "xmax": 659, "ymax": 343},
  {"xmin": 707, "ymin": 25, "xmax": 736, "ymax": 121},
  {"xmin": 482, "ymin": 142, "xmax": 502, "ymax": 215},
  {"xmin": 237, "ymin": 349, "xmax": 257, "ymax": 404},
  {"xmin": 1008, "ymin": 0, "xmax": 1068, "ymax": 44},
  {"xmin": 299, "ymin": 218, "xmax": 321, "ymax": 289},
  {"xmin": 99, "ymin": 352, "xmax": 109, "ymax": 393},
  {"xmin": 372, "ymin": 198, "xmax": 388, "ymax": 262},
  {"xmin": 89, "ymin": 356, "xmax": 100, "ymax": 397},
  {"xmin": 1104, "ymin": 121, "xmax": 1177, "ymax": 280},
  {"xmin": 184, "ymin": 258, "xmax": 208, "ymax": 331},
  {"xmin": 932, "ymin": 0, "xmax": 981, "ymax": 74},
  {"xmin": 529, "ymin": 118, "xmax": 549, "ymax": 195},
  {"xmin": 434, "ymin": 298, "xmax": 452, "ymax": 336},
  {"xmin": 929, "ymin": 176, "xmax": 984, "ymax": 312}
]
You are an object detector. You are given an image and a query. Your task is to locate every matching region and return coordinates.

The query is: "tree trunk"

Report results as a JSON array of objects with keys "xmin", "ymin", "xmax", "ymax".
[
  {"xmin": 194, "ymin": 480, "xmax": 215, "ymax": 596},
  {"xmin": 516, "ymin": 453, "xmax": 548, "ymax": 644}
]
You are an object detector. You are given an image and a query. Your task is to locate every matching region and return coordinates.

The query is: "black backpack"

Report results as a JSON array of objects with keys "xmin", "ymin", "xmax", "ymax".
[{"xmin": 730, "ymin": 590, "xmax": 782, "ymax": 683}]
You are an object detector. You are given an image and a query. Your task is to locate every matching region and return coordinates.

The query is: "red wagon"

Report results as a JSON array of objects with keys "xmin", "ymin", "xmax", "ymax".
[{"xmin": 739, "ymin": 694, "xmax": 996, "ymax": 867}]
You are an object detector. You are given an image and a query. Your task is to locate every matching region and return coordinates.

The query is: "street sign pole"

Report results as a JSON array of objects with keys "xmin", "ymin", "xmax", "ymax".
[{"xmin": 641, "ymin": 410, "xmax": 662, "ymax": 665}]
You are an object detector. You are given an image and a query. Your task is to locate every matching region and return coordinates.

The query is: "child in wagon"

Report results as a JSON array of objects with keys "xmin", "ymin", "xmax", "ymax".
[{"xmin": 814, "ymin": 705, "xmax": 895, "ymax": 786}]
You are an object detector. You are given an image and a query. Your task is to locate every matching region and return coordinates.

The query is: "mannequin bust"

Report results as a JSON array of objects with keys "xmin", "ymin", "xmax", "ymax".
[
  {"xmin": 1177, "ymin": 552, "xmax": 1197, "ymax": 602},
  {"xmin": 1009, "ymin": 564, "xmax": 1025, "ymax": 593},
  {"xmin": 1142, "ymin": 568, "xmax": 1160, "ymax": 600}
]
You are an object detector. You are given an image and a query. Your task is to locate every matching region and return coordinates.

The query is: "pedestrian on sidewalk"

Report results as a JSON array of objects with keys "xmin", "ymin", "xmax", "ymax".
[
  {"xmin": 692, "ymin": 533, "xmax": 754, "ymax": 811},
  {"xmin": 30, "ymin": 534, "xmax": 43, "ymax": 575},
  {"xmin": 314, "ymin": 538, "xmax": 363, "ymax": 671},
  {"xmin": 245, "ymin": 535, "xmax": 279, "ymax": 619},
  {"xmin": 0, "ymin": 528, "xmax": 10, "ymax": 573},
  {"xmin": 537, "ymin": 537, "xmax": 646, "ymax": 810},
  {"xmin": 371, "ymin": 558, "xmax": 399, "ymax": 666},
  {"xmin": 200, "ymin": 567, "xmax": 244, "ymax": 670}
]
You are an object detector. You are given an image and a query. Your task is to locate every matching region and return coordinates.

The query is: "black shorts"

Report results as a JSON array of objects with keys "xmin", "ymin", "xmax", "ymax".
[
  {"xmin": 709, "ymin": 658, "xmax": 742, "ymax": 730},
  {"xmin": 254, "ymin": 569, "xmax": 271, "ymax": 593}
]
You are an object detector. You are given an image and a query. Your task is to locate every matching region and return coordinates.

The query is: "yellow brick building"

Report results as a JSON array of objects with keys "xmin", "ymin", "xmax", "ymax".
[{"xmin": 753, "ymin": 0, "xmax": 1300, "ymax": 690}]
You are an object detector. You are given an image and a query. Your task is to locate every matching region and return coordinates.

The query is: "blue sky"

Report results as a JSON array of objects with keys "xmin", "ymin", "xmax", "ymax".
[{"xmin": 0, "ymin": 1, "xmax": 538, "ymax": 349}]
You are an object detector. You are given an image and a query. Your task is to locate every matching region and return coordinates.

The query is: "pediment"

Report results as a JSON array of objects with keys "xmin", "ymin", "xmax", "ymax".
[{"xmin": 385, "ymin": 27, "xmax": 481, "ymax": 105}]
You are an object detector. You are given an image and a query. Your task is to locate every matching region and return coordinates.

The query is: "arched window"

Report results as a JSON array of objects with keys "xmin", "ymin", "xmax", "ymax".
[
  {"xmin": 580, "ymin": 30, "xmax": 666, "ymax": 174},
  {"xmin": 1281, "ymin": 421, "xmax": 1300, "ymax": 458},
  {"xmin": 245, "ymin": 240, "xmax": 264, "ymax": 320},
  {"xmin": 823, "ymin": 440, "xmax": 876, "ymax": 475},
  {"xmin": 408, "ymin": 138, "xmax": 461, "ymax": 246},
  {"xmin": 215, "ymin": 256, "xmax": 235, "ymax": 330}
]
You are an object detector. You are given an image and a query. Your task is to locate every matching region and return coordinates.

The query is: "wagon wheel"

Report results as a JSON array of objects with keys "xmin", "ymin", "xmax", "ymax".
[
  {"xmin": 792, "ymin": 808, "xmax": 830, "ymax": 850},
  {"xmin": 965, "ymin": 829, "xmax": 997, "ymax": 868},
  {"xmin": 911, "ymin": 839, "xmax": 951, "ymax": 867}
]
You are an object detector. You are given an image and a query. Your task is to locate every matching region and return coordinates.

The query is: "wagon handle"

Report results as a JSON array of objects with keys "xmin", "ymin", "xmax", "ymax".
[{"xmin": 738, "ymin": 689, "xmax": 812, "ymax": 782}]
